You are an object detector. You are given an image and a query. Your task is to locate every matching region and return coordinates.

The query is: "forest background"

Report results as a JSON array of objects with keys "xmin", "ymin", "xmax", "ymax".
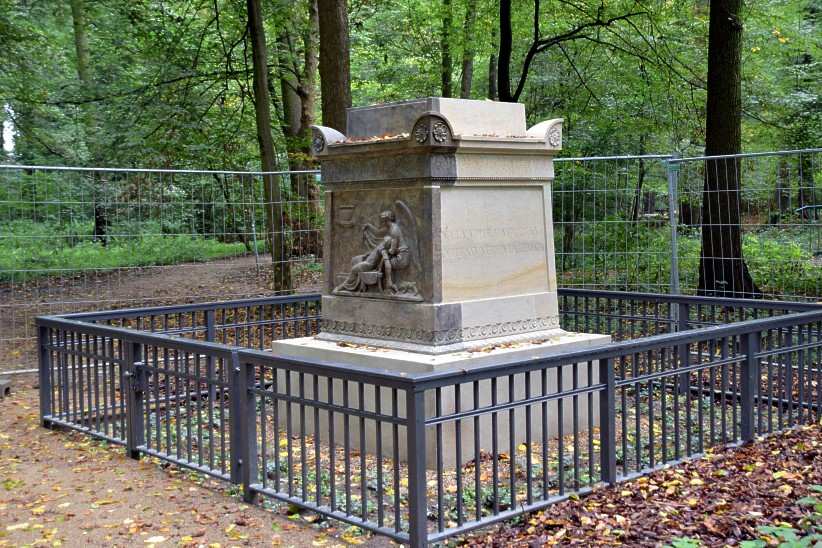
[{"xmin": 0, "ymin": 0, "xmax": 820, "ymax": 299}]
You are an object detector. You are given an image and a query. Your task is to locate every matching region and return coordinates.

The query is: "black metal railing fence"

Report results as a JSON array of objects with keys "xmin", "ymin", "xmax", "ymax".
[{"xmin": 36, "ymin": 290, "xmax": 822, "ymax": 545}]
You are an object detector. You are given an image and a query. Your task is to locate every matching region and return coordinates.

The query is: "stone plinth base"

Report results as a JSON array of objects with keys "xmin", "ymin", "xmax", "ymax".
[{"xmin": 270, "ymin": 331, "xmax": 610, "ymax": 467}]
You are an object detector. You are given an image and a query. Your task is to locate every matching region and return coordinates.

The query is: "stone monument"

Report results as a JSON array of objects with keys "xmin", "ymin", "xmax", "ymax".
[{"xmin": 272, "ymin": 97, "xmax": 610, "ymax": 464}]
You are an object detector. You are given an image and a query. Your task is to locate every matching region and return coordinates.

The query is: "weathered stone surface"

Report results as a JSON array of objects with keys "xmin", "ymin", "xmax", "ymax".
[
  {"xmin": 440, "ymin": 186, "xmax": 550, "ymax": 301},
  {"xmin": 272, "ymin": 331, "xmax": 611, "ymax": 466},
  {"xmin": 345, "ymin": 97, "xmax": 527, "ymax": 140},
  {"xmin": 310, "ymin": 98, "xmax": 564, "ymax": 352}
]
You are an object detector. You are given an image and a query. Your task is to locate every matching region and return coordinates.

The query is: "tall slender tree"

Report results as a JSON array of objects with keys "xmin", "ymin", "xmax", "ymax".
[
  {"xmin": 317, "ymin": 0, "xmax": 351, "ymax": 132},
  {"xmin": 459, "ymin": 0, "xmax": 478, "ymax": 98},
  {"xmin": 488, "ymin": 0, "xmax": 498, "ymax": 100},
  {"xmin": 440, "ymin": 0, "xmax": 453, "ymax": 97},
  {"xmin": 697, "ymin": 0, "xmax": 760, "ymax": 297},
  {"xmin": 247, "ymin": 0, "xmax": 291, "ymax": 291},
  {"xmin": 70, "ymin": 0, "xmax": 108, "ymax": 243}
]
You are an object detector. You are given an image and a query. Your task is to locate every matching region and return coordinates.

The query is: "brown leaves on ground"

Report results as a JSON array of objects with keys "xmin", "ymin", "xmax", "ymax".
[{"xmin": 464, "ymin": 422, "xmax": 822, "ymax": 547}]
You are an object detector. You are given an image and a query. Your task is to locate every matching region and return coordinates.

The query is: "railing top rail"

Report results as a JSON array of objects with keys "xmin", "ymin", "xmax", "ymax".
[
  {"xmin": 0, "ymin": 164, "xmax": 321, "ymax": 176},
  {"xmin": 59, "ymin": 289, "xmax": 822, "ymax": 323},
  {"xmin": 61, "ymin": 292, "xmax": 322, "ymax": 321},
  {"xmin": 407, "ymin": 307, "xmax": 822, "ymax": 387},
  {"xmin": 559, "ymin": 288, "xmax": 822, "ymax": 312},
  {"xmin": 669, "ymin": 147, "xmax": 822, "ymax": 163},
  {"xmin": 37, "ymin": 291, "xmax": 822, "ymax": 390},
  {"xmin": 36, "ymin": 315, "xmax": 238, "ymax": 359},
  {"xmin": 555, "ymin": 154, "xmax": 673, "ymax": 162}
]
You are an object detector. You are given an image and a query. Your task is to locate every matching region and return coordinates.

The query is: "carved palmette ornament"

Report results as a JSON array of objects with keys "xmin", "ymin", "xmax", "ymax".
[
  {"xmin": 547, "ymin": 126, "xmax": 562, "ymax": 147},
  {"xmin": 411, "ymin": 114, "xmax": 453, "ymax": 146}
]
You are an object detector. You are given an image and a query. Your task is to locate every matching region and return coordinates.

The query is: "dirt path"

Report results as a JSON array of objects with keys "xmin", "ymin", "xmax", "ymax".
[
  {"xmin": 0, "ymin": 380, "xmax": 389, "ymax": 548},
  {"xmin": 0, "ymin": 254, "xmax": 322, "ymax": 371}
]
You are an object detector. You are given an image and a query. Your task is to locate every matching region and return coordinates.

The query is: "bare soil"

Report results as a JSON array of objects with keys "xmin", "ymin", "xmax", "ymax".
[
  {"xmin": 0, "ymin": 255, "xmax": 322, "ymax": 371},
  {"xmin": 0, "ymin": 381, "xmax": 395, "ymax": 548}
]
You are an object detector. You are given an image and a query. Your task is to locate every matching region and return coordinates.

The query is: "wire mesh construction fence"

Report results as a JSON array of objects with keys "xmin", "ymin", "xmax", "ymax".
[
  {"xmin": 0, "ymin": 166, "xmax": 323, "ymax": 372},
  {"xmin": 36, "ymin": 290, "xmax": 822, "ymax": 545},
  {"xmin": 3, "ymin": 148, "xmax": 821, "ymax": 373}
]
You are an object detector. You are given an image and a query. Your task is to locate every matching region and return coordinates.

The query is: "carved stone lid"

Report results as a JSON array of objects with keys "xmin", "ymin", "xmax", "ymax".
[
  {"xmin": 347, "ymin": 97, "xmax": 526, "ymax": 140},
  {"xmin": 310, "ymin": 97, "xmax": 563, "ymax": 156}
]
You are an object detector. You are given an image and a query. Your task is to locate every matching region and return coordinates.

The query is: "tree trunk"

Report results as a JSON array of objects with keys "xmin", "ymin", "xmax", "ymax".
[
  {"xmin": 497, "ymin": 0, "xmax": 512, "ymax": 101},
  {"xmin": 459, "ymin": 0, "xmax": 478, "ymax": 98},
  {"xmin": 276, "ymin": 6, "xmax": 322, "ymax": 258},
  {"xmin": 317, "ymin": 0, "xmax": 351, "ymax": 133},
  {"xmin": 630, "ymin": 135, "xmax": 647, "ymax": 222},
  {"xmin": 797, "ymin": 154, "xmax": 816, "ymax": 220},
  {"xmin": 488, "ymin": 2, "xmax": 498, "ymax": 100},
  {"xmin": 440, "ymin": 0, "xmax": 453, "ymax": 97},
  {"xmin": 70, "ymin": 0, "xmax": 108, "ymax": 245},
  {"xmin": 247, "ymin": 0, "xmax": 291, "ymax": 292},
  {"xmin": 697, "ymin": 0, "xmax": 759, "ymax": 298}
]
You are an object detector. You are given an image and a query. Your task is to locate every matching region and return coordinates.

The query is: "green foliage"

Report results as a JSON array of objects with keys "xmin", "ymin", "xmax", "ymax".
[
  {"xmin": 668, "ymin": 537, "xmax": 703, "ymax": 548},
  {"xmin": 0, "ymin": 220, "xmax": 246, "ymax": 282},
  {"xmin": 739, "ymin": 485, "xmax": 822, "ymax": 548},
  {"xmin": 1, "ymin": 0, "xmax": 819, "ymax": 167}
]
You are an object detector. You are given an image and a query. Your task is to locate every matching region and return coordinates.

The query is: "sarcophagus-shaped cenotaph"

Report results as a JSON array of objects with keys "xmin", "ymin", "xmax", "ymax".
[{"xmin": 272, "ymin": 98, "xmax": 610, "ymax": 465}]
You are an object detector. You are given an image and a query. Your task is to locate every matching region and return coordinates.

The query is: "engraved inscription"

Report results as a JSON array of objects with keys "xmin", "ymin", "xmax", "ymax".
[{"xmin": 440, "ymin": 187, "xmax": 549, "ymax": 301}]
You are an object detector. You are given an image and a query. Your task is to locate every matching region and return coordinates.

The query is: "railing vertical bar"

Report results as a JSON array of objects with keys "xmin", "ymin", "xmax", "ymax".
[
  {"xmin": 435, "ymin": 387, "xmax": 444, "ymax": 533},
  {"xmin": 375, "ymin": 386, "xmax": 384, "ymax": 528},
  {"xmin": 286, "ymin": 371, "xmax": 294, "ymax": 498},
  {"xmin": 599, "ymin": 357, "xmax": 616, "ymax": 484},
  {"xmin": 572, "ymin": 362, "xmax": 580, "ymax": 490},
  {"xmin": 300, "ymin": 373, "xmax": 308, "ymax": 501},
  {"xmin": 174, "ymin": 349, "xmax": 182, "ymax": 460},
  {"xmin": 492, "ymin": 376, "xmax": 499, "ymax": 515},
  {"xmin": 455, "ymin": 383, "xmax": 465, "ymax": 525},
  {"xmin": 358, "ymin": 381, "xmax": 366, "ymax": 524},
  {"xmin": 343, "ymin": 379, "xmax": 351, "ymax": 514},
  {"xmin": 38, "ymin": 326, "xmax": 52, "ymax": 424},
  {"xmin": 741, "ymin": 331, "xmax": 760, "ymax": 442},
  {"xmin": 473, "ymin": 380, "xmax": 481, "ymax": 522},
  {"xmin": 407, "ymin": 388, "xmax": 427, "ymax": 547},
  {"xmin": 314, "ymin": 375, "xmax": 321, "ymax": 508},
  {"xmin": 392, "ymin": 388, "xmax": 400, "ymax": 532},
  {"xmin": 586, "ymin": 360, "xmax": 594, "ymax": 485},
  {"xmin": 526, "ymin": 371, "xmax": 534, "ymax": 503},
  {"xmin": 509, "ymin": 374, "xmax": 517, "ymax": 506},
  {"xmin": 328, "ymin": 377, "xmax": 336, "ymax": 513}
]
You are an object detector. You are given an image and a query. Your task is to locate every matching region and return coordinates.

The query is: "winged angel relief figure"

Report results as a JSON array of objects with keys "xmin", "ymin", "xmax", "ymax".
[{"xmin": 333, "ymin": 201, "xmax": 422, "ymax": 301}]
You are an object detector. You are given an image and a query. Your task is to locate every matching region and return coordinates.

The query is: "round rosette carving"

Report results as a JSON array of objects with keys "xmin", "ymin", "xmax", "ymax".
[
  {"xmin": 413, "ymin": 122, "xmax": 429, "ymax": 144},
  {"xmin": 432, "ymin": 121, "xmax": 449, "ymax": 143},
  {"xmin": 411, "ymin": 115, "xmax": 452, "ymax": 146}
]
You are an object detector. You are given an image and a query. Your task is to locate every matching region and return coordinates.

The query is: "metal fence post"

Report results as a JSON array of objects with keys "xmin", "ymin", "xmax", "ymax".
[
  {"xmin": 741, "ymin": 331, "xmax": 760, "ymax": 441},
  {"xmin": 599, "ymin": 357, "xmax": 617, "ymax": 484},
  {"xmin": 124, "ymin": 339, "xmax": 145, "ymax": 460},
  {"xmin": 230, "ymin": 352, "xmax": 258, "ymax": 503},
  {"xmin": 666, "ymin": 156, "xmax": 681, "ymax": 296},
  {"xmin": 38, "ymin": 325, "xmax": 53, "ymax": 426},
  {"xmin": 406, "ymin": 387, "xmax": 428, "ymax": 547}
]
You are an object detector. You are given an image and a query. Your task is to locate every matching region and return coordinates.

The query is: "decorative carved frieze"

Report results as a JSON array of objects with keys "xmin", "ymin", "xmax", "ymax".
[{"xmin": 322, "ymin": 315, "xmax": 560, "ymax": 345}]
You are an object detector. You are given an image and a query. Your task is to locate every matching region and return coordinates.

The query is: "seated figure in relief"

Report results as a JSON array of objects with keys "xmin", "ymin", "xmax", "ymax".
[{"xmin": 334, "ymin": 202, "xmax": 419, "ymax": 299}]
